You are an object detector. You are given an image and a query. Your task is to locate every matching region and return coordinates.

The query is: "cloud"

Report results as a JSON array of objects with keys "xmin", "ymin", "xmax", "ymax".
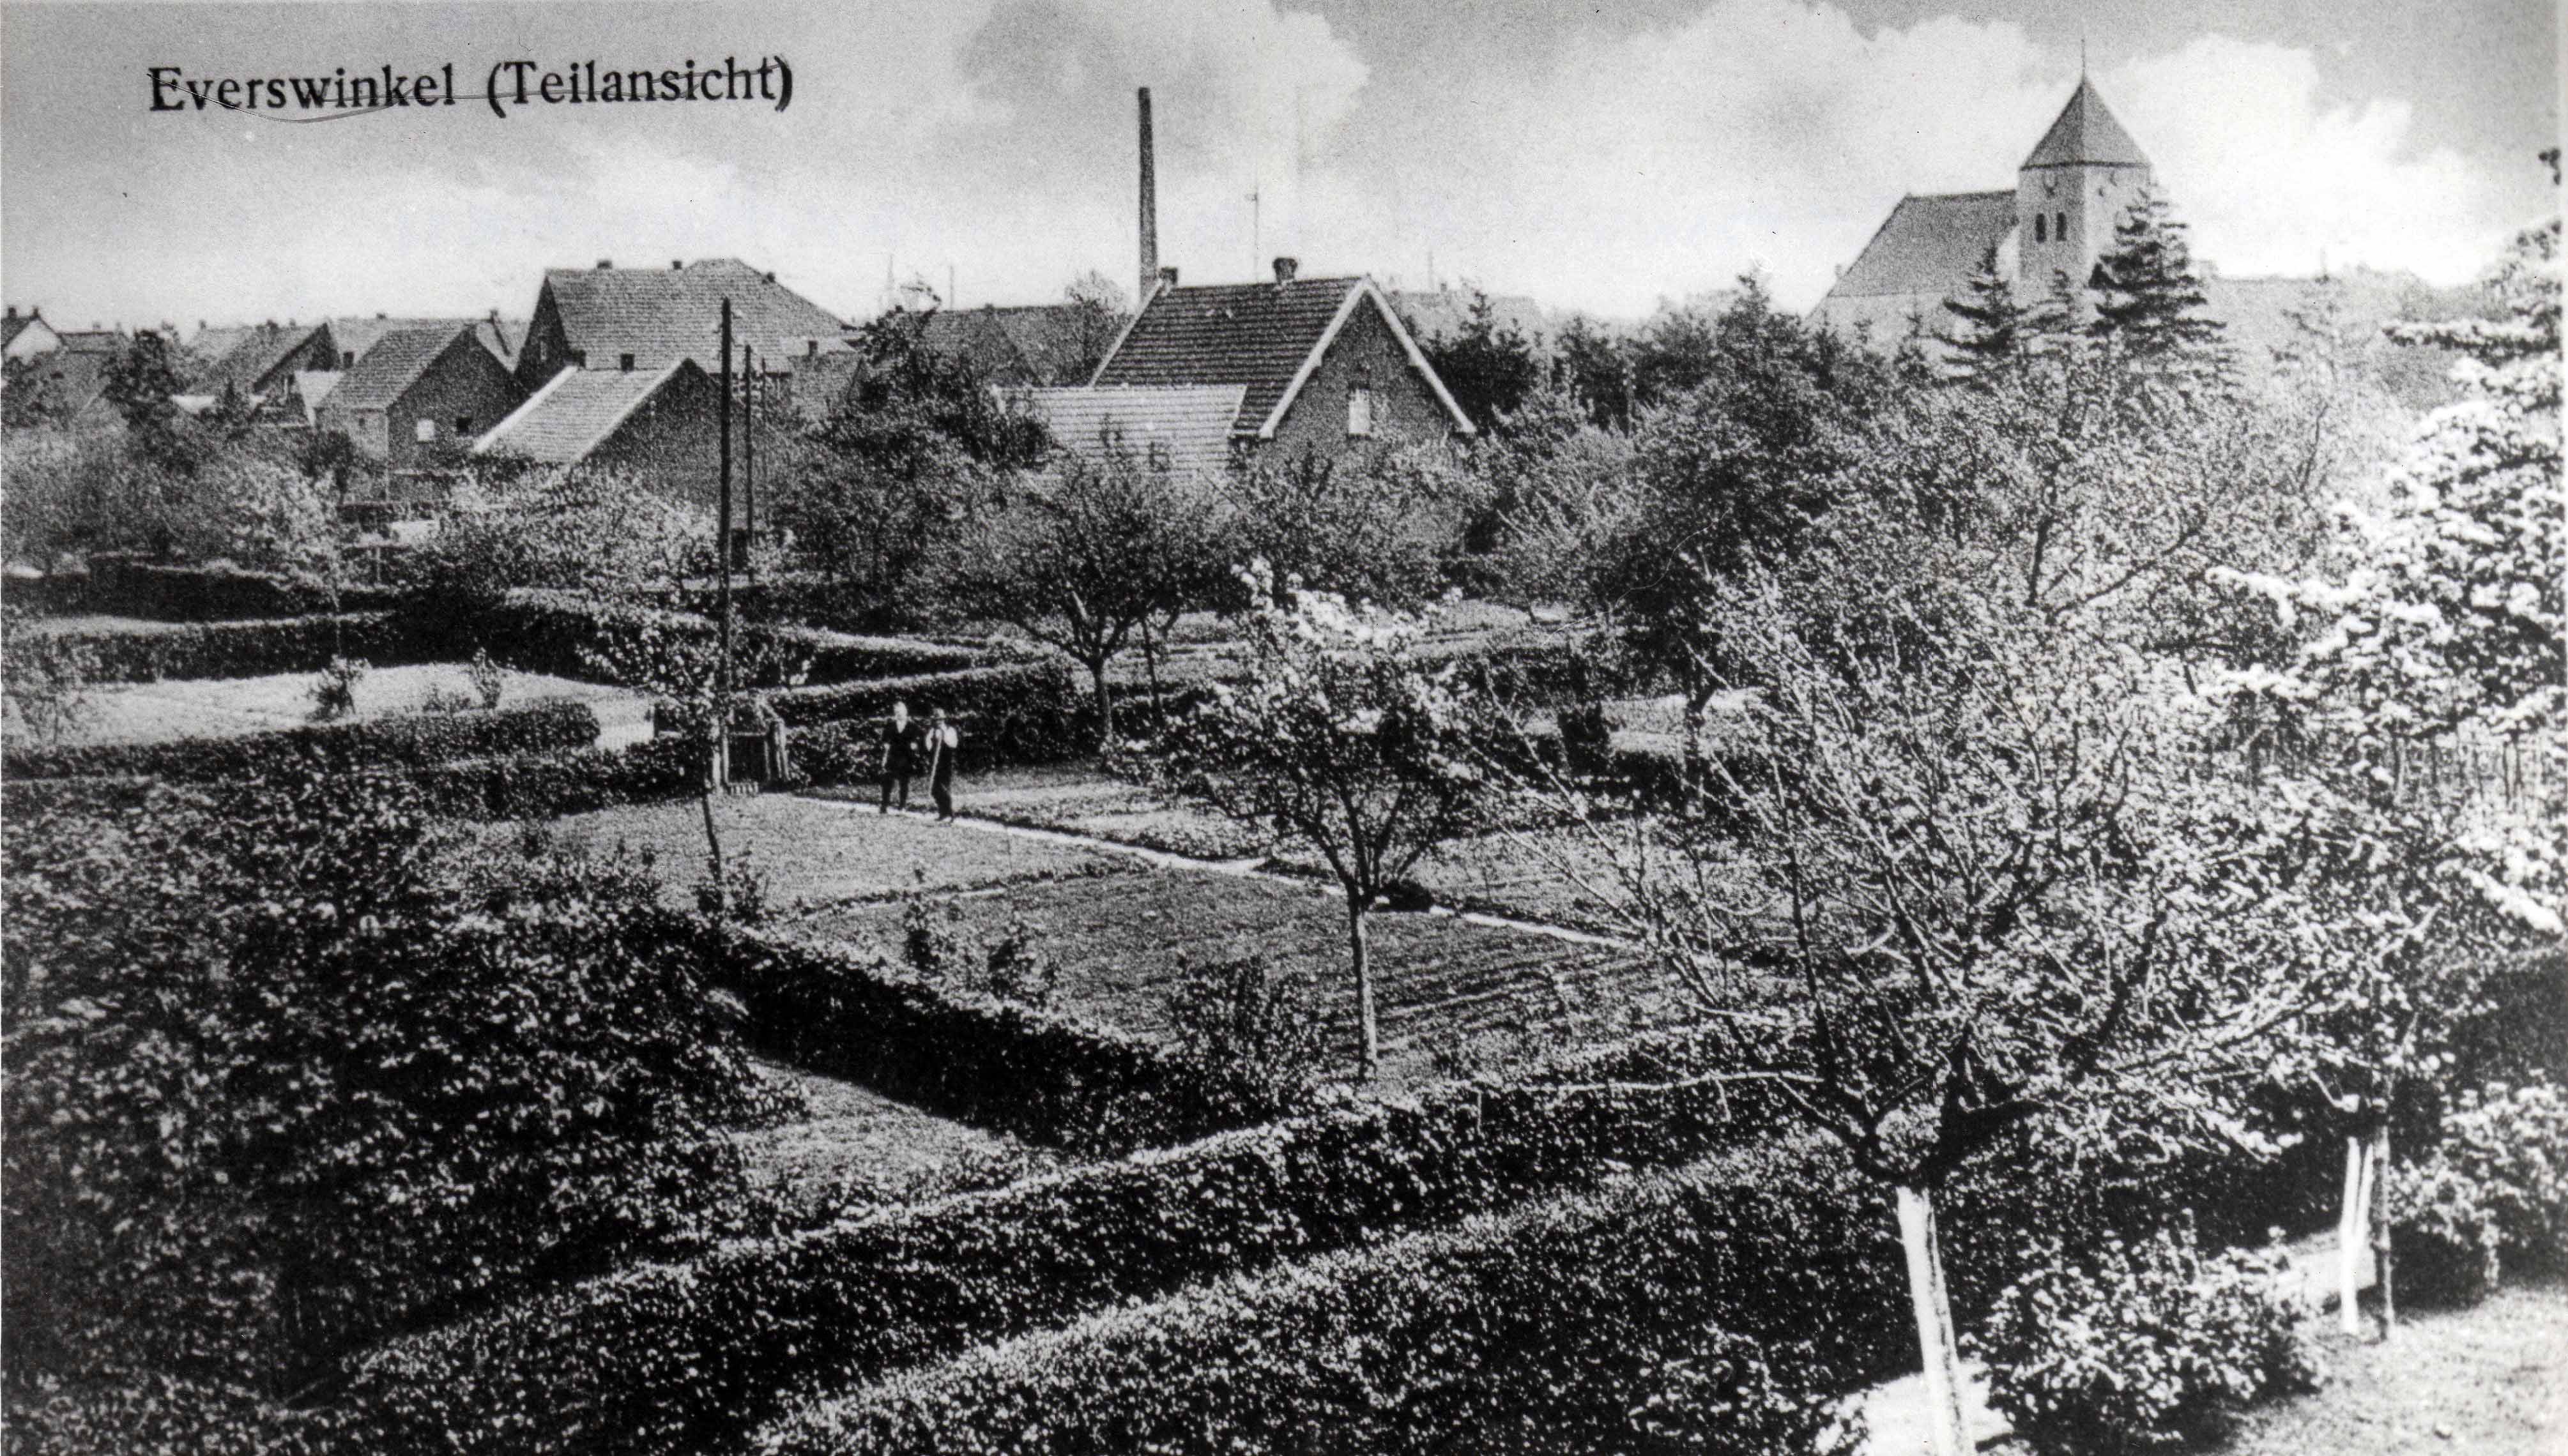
[{"xmin": 1304, "ymin": 0, "xmax": 2521, "ymax": 316}]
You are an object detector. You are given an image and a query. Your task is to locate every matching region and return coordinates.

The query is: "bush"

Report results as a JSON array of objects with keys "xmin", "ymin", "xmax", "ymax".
[
  {"xmin": 1165, "ymin": 954, "xmax": 1327, "ymax": 1118},
  {"xmin": 2393, "ymin": 1155, "xmax": 2503, "ymax": 1308},
  {"xmin": 772, "ymin": 661, "xmax": 1090, "ymax": 770},
  {"xmin": 341, "ymin": 1038, "xmax": 1845, "ymax": 1456},
  {"xmin": 2, "ymin": 698, "xmax": 602, "ymax": 784},
  {"xmin": 402, "ymin": 738, "xmax": 701, "ymax": 821},
  {"xmin": 2394, "ymin": 1077, "xmax": 2568, "ymax": 1306},
  {"xmin": 1976, "ymin": 1223, "xmax": 2318, "ymax": 1455},
  {"xmin": 309, "ymin": 655, "xmax": 368, "ymax": 721},
  {"xmin": 37, "ymin": 612, "xmax": 438, "ymax": 685},
  {"xmin": 468, "ymin": 647, "xmax": 506, "ymax": 709},
  {"xmin": 757, "ymin": 1149, "xmax": 1891, "ymax": 1456},
  {"xmin": 73, "ymin": 554, "xmax": 406, "ymax": 622}
]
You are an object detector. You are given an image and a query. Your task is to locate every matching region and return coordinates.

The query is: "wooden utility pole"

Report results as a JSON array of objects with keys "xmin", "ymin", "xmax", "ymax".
[
  {"xmin": 717, "ymin": 298, "xmax": 735, "ymax": 785},
  {"xmin": 742, "ymin": 347, "xmax": 756, "ymax": 590}
]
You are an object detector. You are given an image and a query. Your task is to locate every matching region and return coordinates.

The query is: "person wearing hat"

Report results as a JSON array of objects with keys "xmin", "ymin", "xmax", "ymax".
[
  {"xmin": 924, "ymin": 708, "xmax": 962, "ymax": 823},
  {"xmin": 878, "ymin": 701, "xmax": 923, "ymax": 814}
]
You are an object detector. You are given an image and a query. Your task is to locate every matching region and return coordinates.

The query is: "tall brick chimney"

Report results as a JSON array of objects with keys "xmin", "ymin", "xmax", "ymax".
[{"xmin": 1137, "ymin": 87, "xmax": 1159, "ymax": 307}]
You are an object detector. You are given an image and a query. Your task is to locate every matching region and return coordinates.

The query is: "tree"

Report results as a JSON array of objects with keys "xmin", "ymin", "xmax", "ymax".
[
  {"xmin": 1056, "ymin": 271, "xmax": 1131, "ymax": 384},
  {"xmin": 2090, "ymin": 189, "xmax": 2233, "ymax": 396},
  {"xmin": 1552, "ymin": 313, "xmax": 1637, "ymax": 430},
  {"xmin": 1149, "ymin": 568, "xmax": 1501, "ymax": 1080},
  {"xmin": 1225, "ymin": 447, "xmax": 1460, "ymax": 611},
  {"xmin": 1485, "ymin": 539, "xmax": 2350, "ymax": 1456},
  {"xmin": 3, "ymin": 776, "xmax": 788, "ymax": 1413},
  {"xmin": 1416, "ymin": 289, "xmax": 1543, "ymax": 435},
  {"xmin": 927, "ymin": 441, "xmax": 1232, "ymax": 742},
  {"xmin": 1937, "ymin": 245, "xmax": 2054, "ymax": 386},
  {"xmin": 101, "ymin": 331, "xmax": 195, "ymax": 471}
]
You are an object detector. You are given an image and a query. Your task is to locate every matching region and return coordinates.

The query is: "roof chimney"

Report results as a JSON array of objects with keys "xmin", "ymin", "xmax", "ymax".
[
  {"xmin": 1158, "ymin": 266, "xmax": 1179, "ymax": 290},
  {"xmin": 673, "ymin": 259, "xmax": 684, "ymax": 270},
  {"xmin": 4, "ymin": 307, "xmax": 15, "ymax": 320},
  {"xmin": 597, "ymin": 259, "xmax": 613, "ymax": 269},
  {"xmin": 1273, "ymin": 256, "xmax": 1298, "ymax": 285},
  {"xmin": 1137, "ymin": 87, "xmax": 1159, "ymax": 305}
]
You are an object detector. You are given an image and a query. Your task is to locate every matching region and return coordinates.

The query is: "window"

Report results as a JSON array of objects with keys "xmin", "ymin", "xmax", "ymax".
[
  {"xmin": 2033, "ymin": 214, "xmax": 2046, "ymax": 243},
  {"xmin": 414, "ymin": 418, "xmax": 436, "ymax": 443},
  {"xmin": 342, "ymin": 351, "xmax": 356, "ymax": 367},
  {"xmin": 618, "ymin": 353, "xmax": 636, "ymax": 372},
  {"xmin": 1347, "ymin": 384, "xmax": 1375, "ymax": 438},
  {"xmin": 454, "ymin": 415, "xmax": 473, "ymax": 436},
  {"xmin": 2055, "ymin": 211, "xmax": 2067, "ymax": 242}
]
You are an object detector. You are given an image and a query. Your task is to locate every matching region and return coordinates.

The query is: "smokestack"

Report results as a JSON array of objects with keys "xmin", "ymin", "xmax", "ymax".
[{"xmin": 1137, "ymin": 87, "xmax": 1159, "ymax": 306}]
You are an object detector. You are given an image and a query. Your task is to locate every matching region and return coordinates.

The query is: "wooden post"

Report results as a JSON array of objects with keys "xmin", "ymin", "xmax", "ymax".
[
  {"xmin": 1897, "ymin": 1185, "xmax": 1971, "ymax": 1456},
  {"xmin": 743, "ymin": 348, "xmax": 757, "ymax": 590}
]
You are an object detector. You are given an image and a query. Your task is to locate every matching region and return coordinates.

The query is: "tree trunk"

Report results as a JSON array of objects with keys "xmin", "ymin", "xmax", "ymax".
[
  {"xmin": 1140, "ymin": 616, "xmax": 1166, "ymax": 732},
  {"xmin": 1090, "ymin": 660, "xmax": 1116, "ymax": 748},
  {"xmin": 2371, "ymin": 1121, "xmax": 2396, "ymax": 1342},
  {"xmin": 1345, "ymin": 893, "xmax": 1379, "ymax": 1082},
  {"xmin": 1895, "ymin": 1184, "xmax": 1971, "ymax": 1456},
  {"xmin": 2337, "ymin": 1132, "xmax": 2371, "ymax": 1335},
  {"xmin": 698, "ymin": 785, "xmax": 726, "ymax": 891}
]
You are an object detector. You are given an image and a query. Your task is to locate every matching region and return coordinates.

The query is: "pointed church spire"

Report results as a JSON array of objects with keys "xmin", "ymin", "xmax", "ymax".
[{"xmin": 2022, "ymin": 77, "xmax": 2150, "ymax": 172}]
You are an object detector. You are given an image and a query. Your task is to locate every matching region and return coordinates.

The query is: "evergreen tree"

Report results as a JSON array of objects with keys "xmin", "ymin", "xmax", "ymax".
[
  {"xmin": 1937, "ymin": 245, "xmax": 2033, "ymax": 384},
  {"xmin": 1551, "ymin": 314, "xmax": 1635, "ymax": 429},
  {"xmin": 1416, "ymin": 290, "xmax": 1541, "ymax": 435},
  {"xmin": 2090, "ymin": 189, "xmax": 2231, "ymax": 388}
]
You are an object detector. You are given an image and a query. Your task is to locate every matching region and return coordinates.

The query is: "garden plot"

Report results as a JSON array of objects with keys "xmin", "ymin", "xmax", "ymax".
[
  {"xmin": 41, "ymin": 662, "xmax": 650, "ymax": 748},
  {"xmin": 526, "ymin": 792, "xmax": 1125, "ymax": 911},
  {"xmin": 795, "ymin": 865, "xmax": 1672, "ymax": 1079},
  {"xmin": 952, "ymin": 766, "xmax": 1278, "ymax": 861},
  {"xmin": 735, "ymin": 1056, "xmax": 1062, "ymax": 1214}
]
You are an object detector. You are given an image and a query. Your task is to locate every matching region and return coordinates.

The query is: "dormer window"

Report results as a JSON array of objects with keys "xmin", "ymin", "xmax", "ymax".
[
  {"xmin": 2034, "ymin": 215, "xmax": 2047, "ymax": 243},
  {"xmin": 618, "ymin": 353, "xmax": 636, "ymax": 372},
  {"xmin": 1347, "ymin": 384, "xmax": 1375, "ymax": 438}
]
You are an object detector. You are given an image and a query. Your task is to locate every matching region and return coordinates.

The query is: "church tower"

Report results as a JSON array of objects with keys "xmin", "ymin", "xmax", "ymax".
[{"xmin": 2015, "ymin": 78, "xmax": 2152, "ymax": 297}]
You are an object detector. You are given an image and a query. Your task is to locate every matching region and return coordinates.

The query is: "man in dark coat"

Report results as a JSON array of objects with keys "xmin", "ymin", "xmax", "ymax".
[
  {"xmin": 879, "ymin": 701, "xmax": 922, "ymax": 813},
  {"xmin": 924, "ymin": 708, "xmax": 961, "ymax": 823}
]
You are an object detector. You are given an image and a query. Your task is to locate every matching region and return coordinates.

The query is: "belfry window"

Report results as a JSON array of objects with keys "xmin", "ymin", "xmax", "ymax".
[
  {"xmin": 2055, "ymin": 211, "xmax": 2068, "ymax": 242},
  {"xmin": 2034, "ymin": 215, "xmax": 2046, "ymax": 243}
]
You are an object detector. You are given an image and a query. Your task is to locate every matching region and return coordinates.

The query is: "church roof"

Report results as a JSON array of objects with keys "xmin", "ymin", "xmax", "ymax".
[
  {"xmin": 2022, "ymin": 78, "xmax": 2150, "ymax": 171},
  {"xmin": 1824, "ymin": 191, "xmax": 2017, "ymax": 300}
]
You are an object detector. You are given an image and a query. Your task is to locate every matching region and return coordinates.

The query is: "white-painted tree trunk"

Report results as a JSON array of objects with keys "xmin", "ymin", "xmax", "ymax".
[
  {"xmin": 2338, "ymin": 1134, "xmax": 2371, "ymax": 1336},
  {"xmin": 1896, "ymin": 1184, "xmax": 1971, "ymax": 1456}
]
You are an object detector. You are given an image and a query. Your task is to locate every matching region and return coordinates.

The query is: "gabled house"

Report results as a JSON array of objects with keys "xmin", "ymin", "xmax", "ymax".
[
  {"xmin": 3, "ymin": 308, "xmax": 62, "ymax": 361},
  {"xmin": 316, "ymin": 324, "xmax": 528, "ymax": 471},
  {"xmin": 1087, "ymin": 259, "xmax": 1474, "ymax": 468},
  {"xmin": 512, "ymin": 258, "xmax": 847, "ymax": 390},
  {"xmin": 328, "ymin": 314, "xmax": 520, "ymax": 373},
  {"xmin": 195, "ymin": 321, "xmax": 339, "ymax": 404},
  {"xmin": 472, "ymin": 360, "xmax": 724, "ymax": 506}
]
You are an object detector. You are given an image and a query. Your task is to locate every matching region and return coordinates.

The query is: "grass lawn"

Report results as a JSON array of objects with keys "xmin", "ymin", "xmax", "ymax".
[
  {"xmin": 735, "ymin": 1056, "xmax": 1064, "ymax": 1215},
  {"xmin": 794, "ymin": 861, "xmax": 1669, "ymax": 1082},
  {"xmin": 2205, "ymin": 1282, "xmax": 2567, "ymax": 1456},
  {"xmin": 958, "ymin": 764, "xmax": 1278, "ymax": 862},
  {"xmin": 34, "ymin": 662, "xmax": 651, "ymax": 748},
  {"xmin": 523, "ymin": 792, "xmax": 1126, "ymax": 912}
]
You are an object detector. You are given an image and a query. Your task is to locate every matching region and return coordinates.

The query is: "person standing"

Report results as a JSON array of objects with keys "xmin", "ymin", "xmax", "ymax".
[
  {"xmin": 879, "ymin": 701, "xmax": 922, "ymax": 814},
  {"xmin": 924, "ymin": 708, "xmax": 961, "ymax": 823}
]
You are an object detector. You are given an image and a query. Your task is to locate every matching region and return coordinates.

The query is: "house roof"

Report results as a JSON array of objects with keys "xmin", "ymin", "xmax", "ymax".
[
  {"xmin": 1824, "ymin": 191, "xmax": 2018, "ymax": 300},
  {"xmin": 331, "ymin": 315, "xmax": 518, "ymax": 370},
  {"xmin": 189, "ymin": 323, "xmax": 256, "ymax": 361},
  {"xmin": 473, "ymin": 361, "xmax": 700, "ymax": 464},
  {"xmin": 540, "ymin": 259, "xmax": 846, "ymax": 372},
  {"xmin": 198, "ymin": 322, "xmax": 326, "ymax": 393},
  {"xmin": 2022, "ymin": 79, "xmax": 2150, "ymax": 171},
  {"xmin": 2, "ymin": 312, "xmax": 50, "ymax": 349},
  {"xmin": 917, "ymin": 308, "xmax": 1032, "ymax": 381},
  {"xmin": 56, "ymin": 330, "xmax": 128, "ymax": 355},
  {"xmin": 328, "ymin": 325, "xmax": 476, "ymax": 413},
  {"xmin": 291, "ymin": 370, "xmax": 344, "ymax": 422},
  {"xmin": 1016, "ymin": 384, "xmax": 1248, "ymax": 478},
  {"xmin": 1090, "ymin": 275, "xmax": 1474, "ymax": 437}
]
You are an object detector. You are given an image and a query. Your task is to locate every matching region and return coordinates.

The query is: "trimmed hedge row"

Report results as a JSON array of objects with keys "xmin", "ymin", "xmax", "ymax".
[
  {"xmin": 453, "ymin": 591, "xmax": 999, "ymax": 688},
  {"xmin": 403, "ymin": 738, "xmax": 703, "ymax": 821},
  {"xmin": 41, "ymin": 612, "xmax": 442, "ymax": 685},
  {"xmin": 759, "ymin": 1145, "xmax": 1907, "ymax": 1456},
  {"xmin": 73, "ymin": 556, "xmax": 408, "ymax": 622},
  {"xmin": 339, "ymin": 1020, "xmax": 1797, "ymax": 1456},
  {"xmin": 3, "ymin": 699, "xmax": 601, "ymax": 784},
  {"xmin": 770, "ymin": 661, "xmax": 1096, "ymax": 769}
]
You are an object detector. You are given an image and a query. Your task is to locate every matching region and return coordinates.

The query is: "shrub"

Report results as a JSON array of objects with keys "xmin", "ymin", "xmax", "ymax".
[
  {"xmin": 2392, "ymin": 1154, "xmax": 2503, "ymax": 1308},
  {"xmin": 74, "ymin": 555, "xmax": 406, "ymax": 622},
  {"xmin": 41, "ymin": 612, "xmax": 436, "ymax": 685},
  {"xmin": 1559, "ymin": 699, "xmax": 1614, "ymax": 778},
  {"xmin": 1165, "ymin": 954, "xmax": 1327, "ymax": 1118},
  {"xmin": 341, "ymin": 1038, "xmax": 1846, "ymax": 1456},
  {"xmin": 757, "ymin": 1149, "xmax": 1890, "ymax": 1456},
  {"xmin": 404, "ymin": 738, "xmax": 701, "ymax": 821},
  {"xmin": 309, "ymin": 648, "xmax": 368, "ymax": 719},
  {"xmin": 981, "ymin": 917, "xmax": 1057, "ymax": 1009},
  {"xmin": 2, "ymin": 698, "xmax": 602, "ymax": 784},
  {"xmin": 1, "ymin": 603, "xmax": 99, "ymax": 744},
  {"xmin": 1976, "ymin": 1223, "xmax": 2318, "ymax": 1455},
  {"xmin": 696, "ymin": 853, "xmax": 774, "ymax": 925},
  {"xmin": 2394, "ymin": 1077, "xmax": 2568, "ymax": 1305}
]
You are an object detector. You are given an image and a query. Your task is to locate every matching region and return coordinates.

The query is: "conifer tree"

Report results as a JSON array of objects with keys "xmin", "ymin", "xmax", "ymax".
[
  {"xmin": 1937, "ymin": 245, "xmax": 2029, "ymax": 384},
  {"xmin": 2090, "ymin": 188, "xmax": 2231, "ymax": 389}
]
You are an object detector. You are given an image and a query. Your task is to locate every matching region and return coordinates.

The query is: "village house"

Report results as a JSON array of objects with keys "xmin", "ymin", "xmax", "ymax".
[
  {"xmin": 1075, "ymin": 259, "xmax": 1474, "ymax": 473},
  {"xmin": 3, "ymin": 307, "xmax": 63, "ymax": 361},
  {"xmin": 1010, "ymin": 383, "xmax": 1248, "ymax": 483},
  {"xmin": 314, "ymin": 323, "xmax": 528, "ymax": 481},
  {"xmin": 511, "ymin": 257, "xmax": 847, "ymax": 391},
  {"xmin": 328, "ymin": 314, "xmax": 520, "ymax": 373},
  {"xmin": 192, "ymin": 320, "xmax": 340, "ymax": 406},
  {"xmin": 471, "ymin": 358, "xmax": 725, "ymax": 505}
]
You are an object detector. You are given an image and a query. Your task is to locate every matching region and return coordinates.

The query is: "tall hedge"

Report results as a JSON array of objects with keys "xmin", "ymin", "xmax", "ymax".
[
  {"xmin": 769, "ymin": 662, "xmax": 1092, "ymax": 768},
  {"xmin": 37, "ymin": 612, "xmax": 440, "ymax": 685},
  {"xmin": 3, "ymin": 699, "xmax": 600, "ymax": 783},
  {"xmin": 339, "ymin": 1040, "xmax": 1802, "ymax": 1456},
  {"xmin": 758, "ymin": 1145, "xmax": 1907, "ymax": 1456}
]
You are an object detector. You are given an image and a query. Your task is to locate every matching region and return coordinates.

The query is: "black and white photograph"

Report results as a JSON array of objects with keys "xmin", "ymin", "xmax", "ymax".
[{"xmin": 0, "ymin": 1, "xmax": 2559, "ymax": 1452}]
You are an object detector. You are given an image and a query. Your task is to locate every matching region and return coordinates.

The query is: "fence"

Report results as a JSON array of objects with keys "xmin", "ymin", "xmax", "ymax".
[{"xmin": 2209, "ymin": 733, "xmax": 2555, "ymax": 811}]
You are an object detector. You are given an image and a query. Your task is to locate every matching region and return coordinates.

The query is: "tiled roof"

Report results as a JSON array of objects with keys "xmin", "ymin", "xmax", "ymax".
[
  {"xmin": 2022, "ymin": 79, "xmax": 2150, "ymax": 171},
  {"xmin": 189, "ymin": 324, "xmax": 256, "ymax": 361},
  {"xmin": 328, "ymin": 326, "xmax": 474, "ymax": 412},
  {"xmin": 474, "ymin": 362, "xmax": 699, "ymax": 464},
  {"xmin": 917, "ymin": 309, "xmax": 1031, "ymax": 382},
  {"xmin": 56, "ymin": 330, "xmax": 128, "ymax": 355},
  {"xmin": 199, "ymin": 322, "xmax": 326, "ymax": 393},
  {"xmin": 291, "ymin": 370, "xmax": 344, "ymax": 423},
  {"xmin": 542, "ymin": 259, "xmax": 845, "ymax": 372},
  {"xmin": 330, "ymin": 315, "xmax": 518, "ymax": 370},
  {"xmin": 1017, "ymin": 384, "xmax": 1248, "ymax": 479},
  {"xmin": 1090, "ymin": 275, "xmax": 1472, "ymax": 437},
  {"xmin": 1824, "ymin": 192, "xmax": 2018, "ymax": 300},
  {"xmin": 2, "ymin": 313, "xmax": 43, "ymax": 349}
]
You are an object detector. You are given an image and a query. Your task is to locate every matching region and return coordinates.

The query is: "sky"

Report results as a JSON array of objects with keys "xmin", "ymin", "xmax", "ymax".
[{"xmin": 1, "ymin": 0, "xmax": 2555, "ymax": 333}]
